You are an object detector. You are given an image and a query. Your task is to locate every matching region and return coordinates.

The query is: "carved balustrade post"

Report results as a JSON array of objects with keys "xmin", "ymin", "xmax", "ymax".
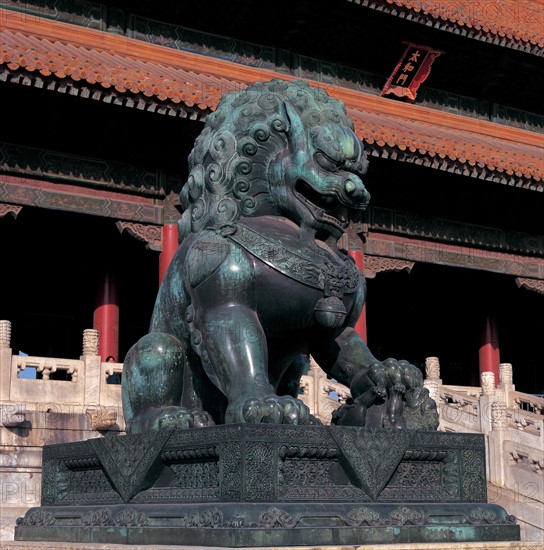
[
  {"xmin": 425, "ymin": 356, "xmax": 441, "ymax": 380},
  {"xmin": 498, "ymin": 362, "xmax": 516, "ymax": 407},
  {"xmin": 423, "ymin": 357, "xmax": 442, "ymax": 421},
  {"xmin": 479, "ymin": 371, "xmax": 496, "ymax": 435},
  {"xmin": 488, "ymin": 401, "xmax": 508, "ymax": 486},
  {"xmin": 481, "ymin": 372, "xmax": 496, "ymax": 397},
  {"xmin": 498, "ymin": 363, "xmax": 513, "ymax": 386},
  {"xmin": 0, "ymin": 320, "xmax": 13, "ymax": 400},
  {"xmin": 81, "ymin": 329, "xmax": 101, "ymax": 407},
  {"xmin": 0, "ymin": 320, "xmax": 11, "ymax": 348},
  {"xmin": 82, "ymin": 329, "xmax": 99, "ymax": 357}
]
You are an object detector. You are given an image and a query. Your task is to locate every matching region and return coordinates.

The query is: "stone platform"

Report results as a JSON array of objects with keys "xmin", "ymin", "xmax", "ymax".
[
  {"xmin": 14, "ymin": 425, "xmax": 521, "ymax": 546},
  {"xmin": 3, "ymin": 542, "xmax": 538, "ymax": 550}
]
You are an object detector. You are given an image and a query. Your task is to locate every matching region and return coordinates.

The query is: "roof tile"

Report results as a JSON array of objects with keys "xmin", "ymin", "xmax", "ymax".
[
  {"xmin": 353, "ymin": 0, "xmax": 544, "ymax": 49},
  {"xmin": 0, "ymin": 17, "xmax": 542, "ymax": 187}
]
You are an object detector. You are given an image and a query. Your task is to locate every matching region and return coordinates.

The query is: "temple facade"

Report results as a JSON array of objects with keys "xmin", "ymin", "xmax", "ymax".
[
  {"xmin": 0, "ymin": 1, "xmax": 542, "ymax": 391},
  {"xmin": 1, "ymin": 3, "xmax": 543, "ymax": 541}
]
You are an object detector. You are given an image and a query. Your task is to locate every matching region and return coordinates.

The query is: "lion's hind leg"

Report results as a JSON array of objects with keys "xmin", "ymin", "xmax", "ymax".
[{"xmin": 122, "ymin": 332, "xmax": 214, "ymax": 433}]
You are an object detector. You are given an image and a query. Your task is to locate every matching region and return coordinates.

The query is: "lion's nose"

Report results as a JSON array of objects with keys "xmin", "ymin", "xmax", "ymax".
[{"xmin": 344, "ymin": 177, "xmax": 369, "ymax": 204}]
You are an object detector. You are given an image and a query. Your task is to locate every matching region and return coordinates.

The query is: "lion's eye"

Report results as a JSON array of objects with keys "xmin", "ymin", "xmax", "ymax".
[{"xmin": 315, "ymin": 151, "xmax": 340, "ymax": 173}]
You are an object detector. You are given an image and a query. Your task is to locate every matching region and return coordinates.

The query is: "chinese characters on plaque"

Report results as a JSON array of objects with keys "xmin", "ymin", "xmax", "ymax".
[{"xmin": 382, "ymin": 43, "xmax": 443, "ymax": 101}]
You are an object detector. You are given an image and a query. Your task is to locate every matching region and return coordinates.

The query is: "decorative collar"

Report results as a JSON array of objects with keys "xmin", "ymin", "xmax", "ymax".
[{"xmin": 225, "ymin": 223, "xmax": 360, "ymax": 294}]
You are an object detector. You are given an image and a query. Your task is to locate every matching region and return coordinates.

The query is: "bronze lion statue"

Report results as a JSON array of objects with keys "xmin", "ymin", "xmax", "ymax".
[{"xmin": 122, "ymin": 79, "xmax": 438, "ymax": 433}]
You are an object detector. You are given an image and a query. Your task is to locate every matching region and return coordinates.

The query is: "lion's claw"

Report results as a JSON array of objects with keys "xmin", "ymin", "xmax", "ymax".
[
  {"xmin": 130, "ymin": 406, "xmax": 215, "ymax": 433},
  {"xmin": 260, "ymin": 398, "xmax": 283, "ymax": 424},
  {"xmin": 227, "ymin": 395, "xmax": 311, "ymax": 425}
]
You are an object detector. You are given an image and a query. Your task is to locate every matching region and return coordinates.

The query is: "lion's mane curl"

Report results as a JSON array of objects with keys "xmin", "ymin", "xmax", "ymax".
[{"xmin": 179, "ymin": 79, "xmax": 355, "ymax": 239}]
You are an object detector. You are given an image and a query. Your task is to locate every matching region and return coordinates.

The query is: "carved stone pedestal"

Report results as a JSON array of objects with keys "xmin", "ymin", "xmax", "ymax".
[{"xmin": 15, "ymin": 425, "xmax": 520, "ymax": 546}]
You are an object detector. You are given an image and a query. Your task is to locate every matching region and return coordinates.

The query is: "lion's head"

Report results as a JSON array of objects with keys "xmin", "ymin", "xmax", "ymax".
[{"xmin": 180, "ymin": 79, "xmax": 370, "ymax": 241}]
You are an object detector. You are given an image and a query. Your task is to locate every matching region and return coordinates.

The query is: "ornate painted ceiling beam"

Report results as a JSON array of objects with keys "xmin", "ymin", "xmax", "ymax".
[
  {"xmin": 0, "ymin": 141, "xmax": 167, "ymax": 198},
  {"xmin": 365, "ymin": 233, "xmax": 544, "ymax": 279},
  {"xmin": 364, "ymin": 207, "xmax": 544, "ymax": 257},
  {"xmin": 0, "ymin": 175, "xmax": 163, "ymax": 224}
]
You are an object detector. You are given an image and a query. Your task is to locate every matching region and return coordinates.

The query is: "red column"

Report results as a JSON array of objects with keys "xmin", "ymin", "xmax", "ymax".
[
  {"xmin": 348, "ymin": 250, "xmax": 367, "ymax": 343},
  {"xmin": 159, "ymin": 223, "xmax": 179, "ymax": 286},
  {"xmin": 93, "ymin": 272, "xmax": 119, "ymax": 362},
  {"xmin": 479, "ymin": 314, "xmax": 500, "ymax": 386}
]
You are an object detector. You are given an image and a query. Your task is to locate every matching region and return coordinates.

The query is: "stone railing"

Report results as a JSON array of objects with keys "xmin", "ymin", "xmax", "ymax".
[
  {"xmin": 424, "ymin": 357, "xmax": 543, "ymax": 543},
  {"xmin": 0, "ymin": 320, "xmax": 128, "ymax": 541},
  {"xmin": 0, "ymin": 322, "xmax": 124, "ymax": 427},
  {"xmin": 424, "ymin": 360, "xmax": 544, "ymax": 450},
  {"xmin": 1, "ymin": 318, "xmax": 542, "ymax": 542},
  {"xmin": 299, "ymin": 358, "xmax": 351, "ymax": 422},
  {"xmin": 438, "ymin": 385, "xmax": 481, "ymax": 432},
  {"xmin": 15, "ymin": 355, "xmax": 80, "ymax": 381},
  {"xmin": 303, "ymin": 354, "xmax": 543, "ymax": 543}
]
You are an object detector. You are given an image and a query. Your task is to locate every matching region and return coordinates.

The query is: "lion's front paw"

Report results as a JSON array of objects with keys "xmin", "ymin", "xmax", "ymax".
[
  {"xmin": 129, "ymin": 406, "xmax": 215, "ymax": 433},
  {"xmin": 367, "ymin": 358, "xmax": 438, "ymax": 430},
  {"xmin": 225, "ymin": 395, "xmax": 311, "ymax": 425},
  {"xmin": 369, "ymin": 358, "xmax": 423, "ymax": 394}
]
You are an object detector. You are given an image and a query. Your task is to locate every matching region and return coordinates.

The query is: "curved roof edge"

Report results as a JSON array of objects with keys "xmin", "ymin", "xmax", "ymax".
[
  {"xmin": 347, "ymin": 0, "xmax": 544, "ymax": 55},
  {"xmin": 1, "ymin": 11, "xmax": 542, "ymax": 190}
]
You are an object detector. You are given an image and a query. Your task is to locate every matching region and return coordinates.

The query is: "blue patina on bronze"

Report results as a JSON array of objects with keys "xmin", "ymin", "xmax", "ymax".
[{"xmin": 121, "ymin": 79, "xmax": 438, "ymax": 433}]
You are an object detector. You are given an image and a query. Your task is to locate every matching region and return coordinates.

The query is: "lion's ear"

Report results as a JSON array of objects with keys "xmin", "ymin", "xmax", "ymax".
[
  {"xmin": 280, "ymin": 102, "xmax": 308, "ymax": 154},
  {"xmin": 278, "ymin": 101, "xmax": 292, "ymax": 133}
]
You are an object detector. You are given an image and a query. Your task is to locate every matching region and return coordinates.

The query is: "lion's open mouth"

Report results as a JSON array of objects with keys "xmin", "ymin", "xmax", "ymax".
[{"xmin": 295, "ymin": 180, "xmax": 350, "ymax": 230}]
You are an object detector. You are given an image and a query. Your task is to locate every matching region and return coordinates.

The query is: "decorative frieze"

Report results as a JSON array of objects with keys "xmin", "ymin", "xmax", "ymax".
[
  {"xmin": 363, "ymin": 256, "xmax": 414, "ymax": 279},
  {"xmin": 0, "ymin": 175, "xmax": 163, "ymax": 224},
  {"xmin": 0, "ymin": 203, "xmax": 22, "ymax": 219},
  {"xmin": 491, "ymin": 402, "xmax": 508, "ymax": 431},
  {"xmin": 0, "ymin": 0, "xmax": 105, "ymax": 29},
  {"xmin": 0, "ymin": 141, "xmax": 163, "ymax": 196},
  {"xmin": 86, "ymin": 407, "xmax": 118, "ymax": 431},
  {"xmin": 515, "ymin": 277, "xmax": 544, "ymax": 295},
  {"xmin": 365, "ymin": 234, "xmax": 544, "ymax": 279},
  {"xmin": 116, "ymin": 221, "xmax": 163, "ymax": 251},
  {"xmin": 365, "ymin": 206, "xmax": 544, "ymax": 257}
]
